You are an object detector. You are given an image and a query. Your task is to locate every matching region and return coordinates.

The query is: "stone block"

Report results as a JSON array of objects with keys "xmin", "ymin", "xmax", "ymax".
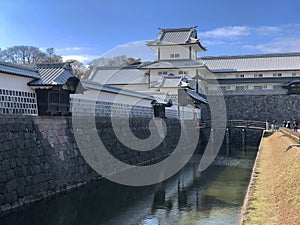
[
  {"xmin": 0, "ymin": 172, "xmax": 7, "ymax": 183},
  {"xmin": 0, "ymin": 203, "xmax": 11, "ymax": 212},
  {"xmin": 9, "ymin": 158, "xmax": 17, "ymax": 168},
  {"xmin": 1, "ymin": 159, "xmax": 10, "ymax": 171},
  {"xmin": 0, "ymin": 194, "xmax": 6, "ymax": 204},
  {"xmin": 6, "ymin": 169, "xmax": 15, "ymax": 180},
  {"xmin": 10, "ymin": 191, "xmax": 18, "ymax": 202},
  {"xmin": 6, "ymin": 179, "xmax": 18, "ymax": 192}
]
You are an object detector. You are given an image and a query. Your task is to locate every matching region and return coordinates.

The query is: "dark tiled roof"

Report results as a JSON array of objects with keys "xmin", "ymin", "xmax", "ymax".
[
  {"xmin": 0, "ymin": 61, "xmax": 40, "ymax": 79},
  {"xmin": 28, "ymin": 63, "xmax": 78, "ymax": 86},
  {"xmin": 282, "ymin": 79, "xmax": 300, "ymax": 87},
  {"xmin": 147, "ymin": 27, "xmax": 206, "ymax": 51},
  {"xmin": 186, "ymin": 90, "xmax": 208, "ymax": 104}
]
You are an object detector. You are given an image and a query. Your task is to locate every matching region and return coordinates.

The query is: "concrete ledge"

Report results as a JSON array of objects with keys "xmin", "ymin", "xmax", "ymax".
[
  {"xmin": 238, "ymin": 130, "xmax": 265, "ymax": 224},
  {"xmin": 279, "ymin": 127, "xmax": 300, "ymax": 143}
]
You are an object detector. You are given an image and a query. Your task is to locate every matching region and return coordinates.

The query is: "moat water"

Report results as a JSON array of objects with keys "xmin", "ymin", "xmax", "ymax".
[{"xmin": 0, "ymin": 153, "xmax": 256, "ymax": 225}]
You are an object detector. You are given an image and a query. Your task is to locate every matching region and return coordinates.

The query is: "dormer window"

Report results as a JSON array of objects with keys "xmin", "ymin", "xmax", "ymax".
[
  {"xmin": 178, "ymin": 70, "xmax": 189, "ymax": 75},
  {"xmin": 170, "ymin": 53, "xmax": 180, "ymax": 58},
  {"xmin": 158, "ymin": 71, "xmax": 168, "ymax": 75}
]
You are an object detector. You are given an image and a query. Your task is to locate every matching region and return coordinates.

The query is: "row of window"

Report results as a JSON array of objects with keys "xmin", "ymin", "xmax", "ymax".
[
  {"xmin": 235, "ymin": 72, "xmax": 297, "ymax": 78},
  {"xmin": 0, "ymin": 89, "xmax": 35, "ymax": 98},
  {"xmin": 71, "ymin": 100, "xmax": 154, "ymax": 118},
  {"xmin": 0, "ymin": 108, "xmax": 37, "ymax": 115},
  {"xmin": 158, "ymin": 70, "xmax": 189, "ymax": 75},
  {"xmin": 1, "ymin": 95, "xmax": 36, "ymax": 103},
  {"xmin": 0, "ymin": 102, "xmax": 37, "ymax": 109},
  {"xmin": 221, "ymin": 84, "xmax": 280, "ymax": 91},
  {"xmin": 0, "ymin": 88, "xmax": 38, "ymax": 115}
]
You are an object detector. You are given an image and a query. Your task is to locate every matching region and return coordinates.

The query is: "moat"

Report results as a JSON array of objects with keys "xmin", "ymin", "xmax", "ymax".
[{"xmin": 0, "ymin": 153, "xmax": 256, "ymax": 225}]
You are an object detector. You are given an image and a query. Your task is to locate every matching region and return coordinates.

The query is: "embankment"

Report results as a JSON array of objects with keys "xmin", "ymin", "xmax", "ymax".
[
  {"xmin": 239, "ymin": 130, "xmax": 300, "ymax": 225},
  {"xmin": 0, "ymin": 116, "xmax": 183, "ymax": 216}
]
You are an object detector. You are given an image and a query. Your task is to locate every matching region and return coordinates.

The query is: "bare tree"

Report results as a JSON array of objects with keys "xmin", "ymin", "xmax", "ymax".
[
  {"xmin": 123, "ymin": 57, "xmax": 141, "ymax": 65},
  {"xmin": 0, "ymin": 46, "xmax": 44, "ymax": 64},
  {"xmin": 44, "ymin": 48, "xmax": 62, "ymax": 63},
  {"xmin": 88, "ymin": 55, "xmax": 139, "ymax": 67},
  {"xmin": 66, "ymin": 59, "xmax": 89, "ymax": 79},
  {"xmin": 0, "ymin": 45, "xmax": 62, "ymax": 64}
]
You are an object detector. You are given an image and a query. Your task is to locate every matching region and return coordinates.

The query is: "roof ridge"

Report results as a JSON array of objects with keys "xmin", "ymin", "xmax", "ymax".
[
  {"xmin": 0, "ymin": 61, "xmax": 38, "ymax": 72},
  {"xmin": 199, "ymin": 52, "xmax": 300, "ymax": 60},
  {"xmin": 34, "ymin": 62, "xmax": 67, "ymax": 68},
  {"xmin": 160, "ymin": 27, "xmax": 197, "ymax": 32}
]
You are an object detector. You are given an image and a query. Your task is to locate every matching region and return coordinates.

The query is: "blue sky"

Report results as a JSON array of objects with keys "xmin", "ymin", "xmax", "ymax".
[{"xmin": 1, "ymin": 0, "xmax": 300, "ymax": 64}]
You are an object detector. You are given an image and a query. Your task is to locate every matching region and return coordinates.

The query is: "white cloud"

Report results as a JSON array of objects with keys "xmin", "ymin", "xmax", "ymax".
[
  {"xmin": 254, "ymin": 26, "xmax": 281, "ymax": 35},
  {"xmin": 200, "ymin": 26, "xmax": 250, "ymax": 39},
  {"xmin": 62, "ymin": 54, "xmax": 98, "ymax": 64},
  {"xmin": 202, "ymin": 40, "xmax": 225, "ymax": 46},
  {"xmin": 56, "ymin": 47, "xmax": 85, "ymax": 54},
  {"xmin": 244, "ymin": 38, "xmax": 300, "ymax": 53}
]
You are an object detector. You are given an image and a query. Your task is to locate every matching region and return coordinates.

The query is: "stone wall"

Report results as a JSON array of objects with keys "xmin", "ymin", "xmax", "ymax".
[
  {"xmin": 198, "ymin": 128, "xmax": 262, "ymax": 155},
  {"xmin": 0, "ymin": 116, "xmax": 185, "ymax": 216},
  {"xmin": 0, "ymin": 116, "xmax": 97, "ymax": 215},
  {"xmin": 224, "ymin": 95, "xmax": 300, "ymax": 124},
  {"xmin": 202, "ymin": 94, "xmax": 300, "ymax": 125}
]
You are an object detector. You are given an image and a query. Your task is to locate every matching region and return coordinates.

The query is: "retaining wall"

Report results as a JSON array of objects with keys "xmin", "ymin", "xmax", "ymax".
[
  {"xmin": 202, "ymin": 94, "xmax": 300, "ymax": 124},
  {"xmin": 0, "ymin": 116, "xmax": 183, "ymax": 216}
]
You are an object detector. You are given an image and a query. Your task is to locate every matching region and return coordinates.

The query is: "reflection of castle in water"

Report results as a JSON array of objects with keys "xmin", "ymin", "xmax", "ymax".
[{"xmin": 150, "ymin": 155, "xmax": 254, "ymax": 220}]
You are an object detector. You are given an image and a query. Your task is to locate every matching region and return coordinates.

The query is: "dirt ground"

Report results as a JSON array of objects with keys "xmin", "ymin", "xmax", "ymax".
[{"xmin": 242, "ymin": 132, "xmax": 300, "ymax": 225}]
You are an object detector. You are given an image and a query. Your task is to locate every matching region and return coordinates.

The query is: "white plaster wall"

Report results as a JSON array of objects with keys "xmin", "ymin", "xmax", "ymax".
[
  {"xmin": 160, "ymin": 46, "xmax": 190, "ymax": 60},
  {"xmin": 0, "ymin": 73, "xmax": 35, "ymax": 93},
  {"xmin": 71, "ymin": 89, "xmax": 152, "ymax": 107},
  {"xmin": 109, "ymin": 84, "xmax": 150, "ymax": 91}
]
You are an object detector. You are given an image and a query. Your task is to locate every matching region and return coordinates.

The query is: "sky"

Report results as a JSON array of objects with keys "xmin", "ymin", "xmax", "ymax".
[{"xmin": 1, "ymin": 0, "xmax": 300, "ymax": 64}]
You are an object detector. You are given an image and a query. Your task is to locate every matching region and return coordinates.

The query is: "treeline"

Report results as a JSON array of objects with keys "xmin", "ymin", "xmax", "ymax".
[
  {"xmin": 0, "ymin": 45, "xmax": 89, "ymax": 78},
  {"xmin": 0, "ymin": 45, "xmax": 142, "ymax": 78},
  {"xmin": 0, "ymin": 46, "xmax": 62, "ymax": 64}
]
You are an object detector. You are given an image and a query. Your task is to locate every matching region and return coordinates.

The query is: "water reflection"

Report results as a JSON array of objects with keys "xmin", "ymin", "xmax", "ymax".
[{"xmin": 0, "ymin": 153, "xmax": 255, "ymax": 225}]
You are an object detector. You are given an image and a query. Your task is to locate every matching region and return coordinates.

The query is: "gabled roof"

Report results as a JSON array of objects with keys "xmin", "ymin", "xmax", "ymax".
[
  {"xmin": 147, "ymin": 27, "xmax": 206, "ymax": 51},
  {"xmin": 152, "ymin": 75, "xmax": 183, "ymax": 88},
  {"xmin": 28, "ymin": 63, "xmax": 78, "ymax": 86},
  {"xmin": 200, "ymin": 52, "xmax": 300, "ymax": 73},
  {"xmin": 186, "ymin": 90, "xmax": 208, "ymax": 104},
  {"xmin": 150, "ymin": 92, "xmax": 170, "ymax": 104},
  {"xmin": 79, "ymin": 80, "xmax": 154, "ymax": 100},
  {"xmin": 282, "ymin": 79, "xmax": 300, "ymax": 88},
  {"xmin": 89, "ymin": 65, "xmax": 147, "ymax": 85},
  {"xmin": 0, "ymin": 61, "xmax": 40, "ymax": 79}
]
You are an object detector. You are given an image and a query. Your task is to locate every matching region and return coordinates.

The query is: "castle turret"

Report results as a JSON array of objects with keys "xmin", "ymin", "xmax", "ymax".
[{"xmin": 146, "ymin": 27, "xmax": 206, "ymax": 61}]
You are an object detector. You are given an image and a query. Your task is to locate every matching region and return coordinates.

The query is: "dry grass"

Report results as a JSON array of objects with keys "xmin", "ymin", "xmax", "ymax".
[{"xmin": 243, "ymin": 132, "xmax": 300, "ymax": 225}]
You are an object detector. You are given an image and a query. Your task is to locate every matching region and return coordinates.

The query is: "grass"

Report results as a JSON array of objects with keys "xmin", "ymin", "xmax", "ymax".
[{"xmin": 243, "ymin": 132, "xmax": 300, "ymax": 225}]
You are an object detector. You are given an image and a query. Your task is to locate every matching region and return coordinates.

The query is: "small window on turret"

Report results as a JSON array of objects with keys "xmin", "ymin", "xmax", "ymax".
[{"xmin": 170, "ymin": 54, "xmax": 180, "ymax": 58}]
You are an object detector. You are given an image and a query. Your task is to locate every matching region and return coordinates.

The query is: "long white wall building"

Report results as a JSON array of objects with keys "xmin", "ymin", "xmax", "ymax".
[{"xmin": 2, "ymin": 26, "xmax": 300, "ymax": 120}]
